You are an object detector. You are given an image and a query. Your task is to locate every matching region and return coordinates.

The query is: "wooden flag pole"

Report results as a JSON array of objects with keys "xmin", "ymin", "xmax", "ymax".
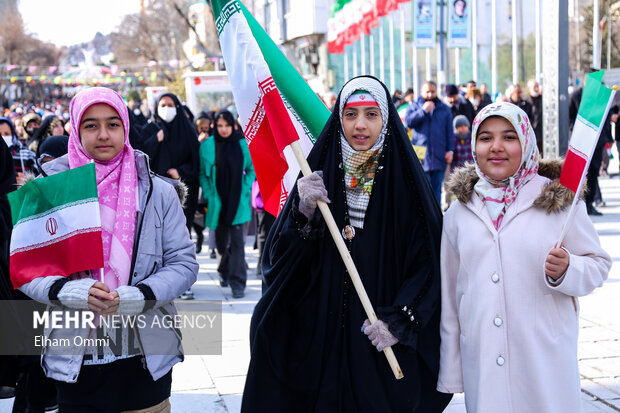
[{"xmin": 289, "ymin": 140, "xmax": 404, "ymax": 380}]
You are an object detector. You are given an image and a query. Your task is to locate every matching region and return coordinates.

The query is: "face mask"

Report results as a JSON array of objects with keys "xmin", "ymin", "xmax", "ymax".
[
  {"xmin": 26, "ymin": 127, "xmax": 36, "ymax": 136},
  {"xmin": 133, "ymin": 108, "xmax": 141, "ymax": 116},
  {"xmin": 530, "ymin": 91, "xmax": 539, "ymax": 98},
  {"xmin": 469, "ymin": 98, "xmax": 480, "ymax": 107},
  {"xmin": 158, "ymin": 106, "xmax": 177, "ymax": 123},
  {"xmin": 2, "ymin": 135, "xmax": 13, "ymax": 147}
]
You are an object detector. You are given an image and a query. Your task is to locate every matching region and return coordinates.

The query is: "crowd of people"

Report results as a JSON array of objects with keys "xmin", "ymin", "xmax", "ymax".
[{"xmin": 0, "ymin": 72, "xmax": 616, "ymax": 412}]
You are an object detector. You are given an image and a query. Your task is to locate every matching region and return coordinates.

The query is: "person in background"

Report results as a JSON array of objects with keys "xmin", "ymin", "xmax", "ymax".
[
  {"xmin": 251, "ymin": 180, "xmax": 275, "ymax": 285},
  {"xmin": 0, "ymin": 117, "xmax": 38, "ymax": 185},
  {"xmin": 439, "ymin": 101, "xmax": 610, "ymax": 413},
  {"xmin": 527, "ymin": 79, "xmax": 544, "ymax": 155},
  {"xmin": 465, "ymin": 87, "xmax": 484, "ymax": 116},
  {"xmin": 138, "ymin": 93, "xmax": 200, "ymax": 300},
  {"xmin": 507, "ymin": 84, "xmax": 533, "ymax": 120},
  {"xmin": 199, "ymin": 110, "xmax": 255, "ymax": 299},
  {"xmin": 21, "ymin": 112, "xmax": 41, "ymax": 148},
  {"xmin": 192, "ymin": 112, "xmax": 213, "ymax": 255},
  {"xmin": 445, "ymin": 84, "xmax": 475, "ymax": 125},
  {"xmin": 402, "ymin": 87, "xmax": 415, "ymax": 104},
  {"xmin": 28, "ymin": 115, "xmax": 66, "ymax": 157},
  {"xmin": 405, "ymin": 80, "xmax": 454, "ymax": 203},
  {"xmin": 443, "ymin": 115, "xmax": 473, "ymax": 210},
  {"xmin": 37, "ymin": 134, "xmax": 69, "ymax": 168},
  {"xmin": 480, "ymin": 83, "xmax": 493, "ymax": 107}
]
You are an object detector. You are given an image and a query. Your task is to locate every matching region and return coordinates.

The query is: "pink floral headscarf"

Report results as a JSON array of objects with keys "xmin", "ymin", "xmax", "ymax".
[
  {"xmin": 471, "ymin": 102, "xmax": 540, "ymax": 229},
  {"xmin": 68, "ymin": 87, "xmax": 137, "ymax": 290}
]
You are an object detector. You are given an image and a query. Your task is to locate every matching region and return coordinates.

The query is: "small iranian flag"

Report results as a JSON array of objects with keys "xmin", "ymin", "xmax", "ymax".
[
  {"xmin": 560, "ymin": 70, "xmax": 616, "ymax": 194},
  {"xmin": 212, "ymin": 0, "xmax": 330, "ymax": 216},
  {"xmin": 8, "ymin": 163, "xmax": 104, "ymax": 289}
]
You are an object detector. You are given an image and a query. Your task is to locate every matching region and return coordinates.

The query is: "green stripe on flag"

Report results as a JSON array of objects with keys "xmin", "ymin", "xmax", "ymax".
[
  {"xmin": 8, "ymin": 163, "xmax": 98, "ymax": 226},
  {"xmin": 214, "ymin": 0, "xmax": 242, "ymax": 36},
  {"xmin": 239, "ymin": 1, "xmax": 331, "ymax": 140},
  {"xmin": 578, "ymin": 70, "xmax": 613, "ymax": 128}
]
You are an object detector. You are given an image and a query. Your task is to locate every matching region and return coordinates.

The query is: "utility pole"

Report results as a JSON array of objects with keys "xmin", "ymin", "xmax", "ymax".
[{"xmin": 542, "ymin": 0, "xmax": 569, "ymax": 157}]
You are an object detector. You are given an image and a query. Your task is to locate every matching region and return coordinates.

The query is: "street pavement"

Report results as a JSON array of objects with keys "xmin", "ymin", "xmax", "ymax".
[{"xmin": 1, "ymin": 158, "xmax": 619, "ymax": 412}]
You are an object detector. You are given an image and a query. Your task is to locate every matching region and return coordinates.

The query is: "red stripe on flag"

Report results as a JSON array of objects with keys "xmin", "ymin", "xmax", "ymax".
[
  {"xmin": 10, "ymin": 230, "xmax": 104, "ymax": 289},
  {"xmin": 260, "ymin": 78, "xmax": 299, "ymax": 153},
  {"xmin": 246, "ymin": 114, "xmax": 289, "ymax": 217},
  {"xmin": 560, "ymin": 148, "xmax": 588, "ymax": 194}
]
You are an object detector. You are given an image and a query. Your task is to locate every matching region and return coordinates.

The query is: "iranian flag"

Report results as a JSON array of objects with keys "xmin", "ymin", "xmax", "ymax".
[
  {"xmin": 560, "ymin": 71, "xmax": 616, "ymax": 194},
  {"xmin": 212, "ymin": 0, "xmax": 330, "ymax": 216},
  {"xmin": 8, "ymin": 163, "xmax": 104, "ymax": 289}
]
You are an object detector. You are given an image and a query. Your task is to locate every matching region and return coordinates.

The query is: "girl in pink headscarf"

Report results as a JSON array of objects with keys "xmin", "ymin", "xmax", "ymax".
[{"xmin": 18, "ymin": 87, "xmax": 198, "ymax": 412}]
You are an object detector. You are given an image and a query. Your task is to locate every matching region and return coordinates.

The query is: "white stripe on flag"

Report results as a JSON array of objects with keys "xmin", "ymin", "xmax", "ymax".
[
  {"xmin": 10, "ymin": 201, "xmax": 101, "ymax": 252},
  {"xmin": 569, "ymin": 119, "xmax": 600, "ymax": 158}
]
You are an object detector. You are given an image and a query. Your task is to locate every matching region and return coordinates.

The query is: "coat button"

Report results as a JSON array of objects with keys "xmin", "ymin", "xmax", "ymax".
[
  {"xmin": 491, "ymin": 273, "xmax": 500, "ymax": 283},
  {"xmin": 497, "ymin": 356, "xmax": 505, "ymax": 366},
  {"xmin": 494, "ymin": 317, "xmax": 503, "ymax": 327}
]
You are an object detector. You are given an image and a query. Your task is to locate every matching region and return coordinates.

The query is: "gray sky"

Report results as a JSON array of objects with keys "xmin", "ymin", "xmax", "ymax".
[{"xmin": 19, "ymin": 0, "xmax": 140, "ymax": 46}]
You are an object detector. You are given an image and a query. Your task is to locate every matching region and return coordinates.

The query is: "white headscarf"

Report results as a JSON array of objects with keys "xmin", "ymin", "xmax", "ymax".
[
  {"xmin": 471, "ymin": 102, "xmax": 540, "ymax": 229},
  {"xmin": 338, "ymin": 77, "xmax": 390, "ymax": 228}
]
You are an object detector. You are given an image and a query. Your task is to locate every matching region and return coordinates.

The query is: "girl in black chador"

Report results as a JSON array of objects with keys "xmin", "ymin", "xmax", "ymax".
[{"xmin": 241, "ymin": 76, "xmax": 451, "ymax": 412}]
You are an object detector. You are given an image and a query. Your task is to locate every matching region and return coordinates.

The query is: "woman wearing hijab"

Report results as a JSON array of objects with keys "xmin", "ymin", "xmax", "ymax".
[
  {"xmin": 29, "ymin": 115, "xmax": 66, "ymax": 157},
  {"xmin": 17, "ymin": 87, "xmax": 198, "ymax": 412},
  {"xmin": 439, "ymin": 102, "xmax": 611, "ymax": 412},
  {"xmin": 241, "ymin": 76, "xmax": 450, "ymax": 412},
  {"xmin": 37, "ymin": 134, "xmax": 69, "ymax": 168},
  {"xmin": 138, "ymin": 93, "xmax": 200, "ymax": 235},
  {"xmin": 199, "ymin": 110, "xmax": 255, "ymax": 299}
]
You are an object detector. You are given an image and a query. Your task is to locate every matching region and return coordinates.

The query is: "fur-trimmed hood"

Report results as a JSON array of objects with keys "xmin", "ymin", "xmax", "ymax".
[{"xmin": 445, "ymin": 159, "xmax": 584, "ymax": 213}]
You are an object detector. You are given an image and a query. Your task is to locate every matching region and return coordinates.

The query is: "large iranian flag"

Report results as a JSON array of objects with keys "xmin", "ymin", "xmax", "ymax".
[
  {"xmin": 212, "ymin": 0, "xmax": 330, "ymax": 216},
  {"xmin": 560, "ymin": 70, "xmax": 616, "ymax": 194},
  {"xmin": 8, "ymin": 163, "xmax": 104, "ymax": 289}
]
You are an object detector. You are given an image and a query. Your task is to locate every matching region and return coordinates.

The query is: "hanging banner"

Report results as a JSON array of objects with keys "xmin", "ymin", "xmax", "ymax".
[
  {"xmin": 447, "ymin": 0, "xmax": 471, "ymax": 48},
  {"xmin": 412, "ymin": 0, "xmax": 436, "ymax": 48}
]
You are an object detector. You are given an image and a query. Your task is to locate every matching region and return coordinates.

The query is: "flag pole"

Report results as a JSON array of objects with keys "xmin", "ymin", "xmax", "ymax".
[
  {"xmin": 557, "ymin": 84, "xmax": 617, "ymax": 247},
  {"xmin": 289, "ymin": 140, "xmax": 404, "ymax": 380}
]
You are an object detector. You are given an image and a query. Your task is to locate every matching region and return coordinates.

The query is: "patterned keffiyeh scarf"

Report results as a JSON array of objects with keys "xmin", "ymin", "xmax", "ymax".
[
  {"xmin": 338, "ymin": 77, "xmax": 390, "ymax": 228},
  {"xmin": 471, "ymin": 102, "xmax": 540, "ymax": 229}
]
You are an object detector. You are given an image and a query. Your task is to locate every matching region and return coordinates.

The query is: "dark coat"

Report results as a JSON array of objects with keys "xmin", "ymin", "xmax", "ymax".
[
  {"xmin": 405, "ymin": 98, "xmax": 455, "ymax": 172},
  {"xmin": 242, "ymin": 76, "xmax": 451, "ymax": 413}
]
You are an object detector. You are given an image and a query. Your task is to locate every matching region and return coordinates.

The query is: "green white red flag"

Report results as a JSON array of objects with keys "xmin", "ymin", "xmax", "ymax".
[
  {"xmin": 212, "ymin": 0, "xmax": 330, "ymax": 216},
  {"xmin": 8, "ymin": 163, "xmax": 103, "ymax": 289},
  {"xmin": 560, "ymin": 71, "xmax": 616, "ymax": 194}
]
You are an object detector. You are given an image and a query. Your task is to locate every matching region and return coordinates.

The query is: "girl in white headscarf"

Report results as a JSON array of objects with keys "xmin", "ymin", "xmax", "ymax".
[{"xmin": 438, "ymin": 102, "xmax": 611, "ymax": 412}]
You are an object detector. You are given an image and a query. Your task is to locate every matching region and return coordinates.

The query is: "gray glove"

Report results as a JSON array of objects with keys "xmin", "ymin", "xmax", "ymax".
[
  {"xmin": 297, "ymin": 171, "xmax": 330, "ymax": 220},
  {"xmin": 57, "ymin": 278, "xmax": 97, "ymax": 310},
  {"xmin": 115, "ymin": 285, "xmax": 145, "ymax": 315},
  {"xmin": 362, "ymin": 319, "xmax": 399, "ymax": 352}
]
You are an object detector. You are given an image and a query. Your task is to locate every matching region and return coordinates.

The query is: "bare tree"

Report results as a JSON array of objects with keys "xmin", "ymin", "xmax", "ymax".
[{"xmin": 110, "ymin": 0, "xmax": 189, "ymax": 67}]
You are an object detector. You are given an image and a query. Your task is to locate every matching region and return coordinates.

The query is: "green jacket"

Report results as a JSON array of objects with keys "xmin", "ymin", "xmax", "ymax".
[{"xmin": 199, "ymin": 136, "xmax": 255, "ymax": 231}]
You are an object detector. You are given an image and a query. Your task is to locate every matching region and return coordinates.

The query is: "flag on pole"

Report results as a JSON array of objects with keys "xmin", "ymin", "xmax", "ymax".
[
  {"xmin": 8, "ymin": 163, "xmax": 104, "ymax": 289},
  {"xmin": 212, "ymin": 0, "xmax": 330, "ymax": 216},
  {"xmin": 560, "ymin": 71, "xmax": 616, "ymax": 193}
]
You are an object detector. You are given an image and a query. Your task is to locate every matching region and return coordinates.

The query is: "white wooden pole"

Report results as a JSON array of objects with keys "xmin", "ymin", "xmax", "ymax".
[
  {"xmin": 380, "ymin": 19, "xmax": 385, "ymax": 81},
  {"xmin": 535, "ymin": 0, "xmax": 541, "ymax": 82},
  {"xmin": 426, "ymin": 48, "xmax": 432, "ymax": 81},
  {"xmin": 593, "ymin": 0, "xmax": 601, "ymax": 69},
  {"xmin": 512, "ymin": 0, "xmax": 519, "ymax": 85},
  {"xmin": 389, "ymin": 14, "xmax": 396, "ymax": 93},
  {"xmin": 289, "ymin": 140, "xmax": 404, "ymax": 380},
  {"xmin": 400, "ymin": 9, "xmax": 406, "ymax": 91},
  {"xmin": 455, "ymin": 48, "xmax": 460, "ymax": 86},
  {"xmin": 472, "ymin": 0, "xmax": 478, "ymax": 81},
  {"xmin": 491, "ymin": 0, "xmax": 497, "ymax": 95}
]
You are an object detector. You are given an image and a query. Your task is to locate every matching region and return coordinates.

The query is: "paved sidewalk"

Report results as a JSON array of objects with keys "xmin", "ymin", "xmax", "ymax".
[
  {"xmin": 1, "ymin": 172, "xmax": 619, "ymax": 412},
  {"xmin": 171, "ymin": 172, "xmax": 620, "ymax": 412}
]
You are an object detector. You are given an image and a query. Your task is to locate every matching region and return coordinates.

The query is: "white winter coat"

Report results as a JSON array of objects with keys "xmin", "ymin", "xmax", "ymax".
[{"xmin": 438, "ymin": 162, "xmax": 612, "ymax": 413}]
